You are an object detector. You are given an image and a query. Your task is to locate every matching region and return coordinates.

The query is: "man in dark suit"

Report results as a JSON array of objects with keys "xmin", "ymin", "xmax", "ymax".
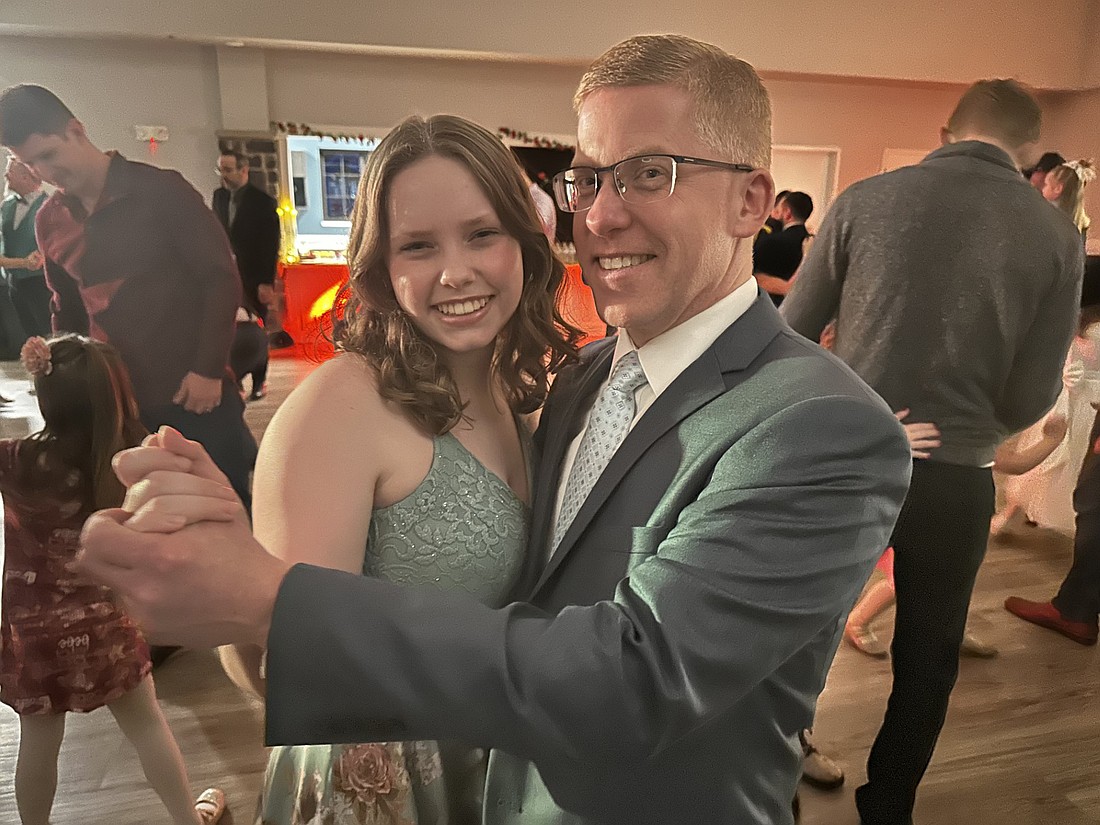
[
  {"xmin": 80, "ymin": 35, "xmax": 912, "ymax": 825},
  {"xmin": 754, "ymin": 190, "xmax": 813, "ymax": 304},
  {"xmin": 213, "ymin": 150, "xmax": 280, "ymax": 325}
]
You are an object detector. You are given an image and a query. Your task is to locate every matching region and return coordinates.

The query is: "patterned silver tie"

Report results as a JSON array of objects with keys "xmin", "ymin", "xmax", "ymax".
[{"xmin": 552, "ymin": 350, "xmax": 648, "ymax": 552}]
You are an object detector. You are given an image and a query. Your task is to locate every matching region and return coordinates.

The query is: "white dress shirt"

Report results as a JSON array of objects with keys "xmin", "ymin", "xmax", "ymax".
[
  {"xmin": 11, "ymin": 187, "xmax": 43, "ymax": 229},
  {"xmin": 548, "ymin": 277, "xmax": 759, "ymax": 553}
]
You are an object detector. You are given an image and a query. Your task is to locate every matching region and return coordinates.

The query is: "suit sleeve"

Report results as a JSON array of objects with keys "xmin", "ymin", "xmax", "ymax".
[
  {"xmin": 995, "ymin": 241, "xmax": 1084, "ymax": 432},
  {"xmin": 780, "ymin": 196, "xmax": 850, "ymax": 341},
  {"xmin": 258, "ymin": 193, "xmax": 280, "ymax": 287},
  {"xmin": 163, "ymin": 173, "xmax": 242, "ymax": 379},
  {"xmin": 265, "ymin": 393, "xmax": 910, "ymax": 808}
]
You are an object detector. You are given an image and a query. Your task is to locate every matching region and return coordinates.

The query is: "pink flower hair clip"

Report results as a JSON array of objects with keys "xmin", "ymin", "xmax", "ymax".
[{"xmin": 21, "ymin": 336, "xmax": 53, "ymax": 377}]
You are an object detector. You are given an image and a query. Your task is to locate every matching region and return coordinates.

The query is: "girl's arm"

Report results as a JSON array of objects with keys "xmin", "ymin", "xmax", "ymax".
[
  {"xmin": 0, "ymin": 252, "xmax": 42, "ymax": 269},
  {"xmin": 993, "ymin": 414, "xmax": 1069, "ymax": 475},
  {"xmin": 219, "ymin": 355, "xmax": 392, "ymax": 699}
]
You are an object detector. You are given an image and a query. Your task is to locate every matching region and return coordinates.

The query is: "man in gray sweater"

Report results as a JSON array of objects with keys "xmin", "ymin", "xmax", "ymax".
[{"xmin": 782, "ymin": 79, "xmax": 1083, "ymax": 825}]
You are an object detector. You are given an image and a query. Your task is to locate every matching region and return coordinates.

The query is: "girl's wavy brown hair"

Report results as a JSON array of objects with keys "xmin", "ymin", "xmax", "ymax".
[{"xmin": 336, "ymin": 114, "xmax": 582, "ymax": 434}]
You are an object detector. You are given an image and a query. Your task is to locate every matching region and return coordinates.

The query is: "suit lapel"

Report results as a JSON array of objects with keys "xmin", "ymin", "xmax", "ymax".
[
  {"xmin": 532, "ymin": 292, "xmax": 787, "ymax": 595},
  {"xmin": 214, "ymin": 189, "xmax": 230, "ymax": 229}
]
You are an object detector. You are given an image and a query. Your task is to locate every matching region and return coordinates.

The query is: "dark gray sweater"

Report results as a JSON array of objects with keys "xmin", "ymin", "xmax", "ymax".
[{"xmin": 782, "ymin": 141, "xmax": 1084, "ymax": 466}]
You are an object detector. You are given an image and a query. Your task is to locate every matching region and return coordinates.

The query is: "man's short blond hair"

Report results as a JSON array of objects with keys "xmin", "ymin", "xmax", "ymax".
[
  {"xmin": 946, "ymin": 79, "xmax": 1042, "ymax": 149},
  {"xmin": 574, "ymin": 34, "xmax": 772, "ymax": 169}
]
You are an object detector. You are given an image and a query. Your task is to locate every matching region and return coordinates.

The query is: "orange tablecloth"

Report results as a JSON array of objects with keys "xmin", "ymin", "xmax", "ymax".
[
  {"xmin": 277, "ymin": 261, "xmax": 347, "ymax": 348},
  {"xmin": 277, "ymin": 261, "xmax": 605, "ymax": 358}
]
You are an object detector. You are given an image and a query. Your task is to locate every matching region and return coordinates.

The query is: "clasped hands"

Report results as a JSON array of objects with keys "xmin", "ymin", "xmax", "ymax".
[{"xmin": 76, "ymin": 426, "xmax": 289, "ymax": 649}]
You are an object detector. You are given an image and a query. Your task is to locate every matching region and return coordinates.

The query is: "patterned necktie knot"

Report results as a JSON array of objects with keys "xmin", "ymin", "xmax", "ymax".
[
  {"xmin": 551, "ymin": 350, "xmax": 648, "ymax": 553},
  {"xmin": 606, "ymin": 351, "xmax": 647, "ymax": 396}
]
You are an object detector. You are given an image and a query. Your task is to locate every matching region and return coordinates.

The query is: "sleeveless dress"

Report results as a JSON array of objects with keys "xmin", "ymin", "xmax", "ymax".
[
  {"xmin": 257, "ymin": 431, "xmax": 528, "ymax": 825},
  {"xmin": 0, "ymin": 439, "xmax": 151, "ymax": 715}
]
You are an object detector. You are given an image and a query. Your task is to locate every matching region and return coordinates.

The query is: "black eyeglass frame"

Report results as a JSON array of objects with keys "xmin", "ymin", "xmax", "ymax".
[{"xmin": 552, "ymin": 153, "xmax": 756, "ymax": 213}]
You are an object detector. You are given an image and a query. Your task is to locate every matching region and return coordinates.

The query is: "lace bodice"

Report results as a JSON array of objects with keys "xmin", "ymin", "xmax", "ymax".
[{"xmin": 365, "ymin": 432, "xmax": 528, "ymax": 607}]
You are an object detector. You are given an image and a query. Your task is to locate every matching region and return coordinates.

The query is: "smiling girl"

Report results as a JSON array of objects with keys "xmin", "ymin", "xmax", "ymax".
[{"xmin": 219, "ymin": 115, "xmax": 580, "ymax": 825}]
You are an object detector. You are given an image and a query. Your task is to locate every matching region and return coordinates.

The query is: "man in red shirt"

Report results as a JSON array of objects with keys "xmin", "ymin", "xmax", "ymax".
[{"xmin": 0, "ymin": 84, "xmax": 256, "ymax": 508}]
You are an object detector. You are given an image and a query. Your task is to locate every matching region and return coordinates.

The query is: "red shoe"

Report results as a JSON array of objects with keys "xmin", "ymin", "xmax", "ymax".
[{"xmin": 1004, "ymin": 597, "xmax": 1098, "ymax": 646}]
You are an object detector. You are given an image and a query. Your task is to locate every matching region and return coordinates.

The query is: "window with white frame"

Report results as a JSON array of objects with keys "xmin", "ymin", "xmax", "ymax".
[{"xmin": 321, "ymin": 150, "xmax": 370, "ymax": 220}]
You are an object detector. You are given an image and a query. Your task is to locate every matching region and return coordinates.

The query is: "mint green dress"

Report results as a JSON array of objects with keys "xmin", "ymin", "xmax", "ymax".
[{"xmin": 257, "ymin": 432, "xmax": 529, "ymax": 825}]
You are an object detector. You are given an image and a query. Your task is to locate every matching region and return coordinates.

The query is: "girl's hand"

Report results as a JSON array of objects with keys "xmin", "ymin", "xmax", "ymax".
[
  {"xmin": 116, "ymin": 427, "xmax": 245, "ymax": 533},
  {"xmin": 1063, "ymin": 360, "xmax": 1085, "ymax": 390},
  {"xmin": 894, "ymin": 409, "xmax": 941, "ymax": 459}
]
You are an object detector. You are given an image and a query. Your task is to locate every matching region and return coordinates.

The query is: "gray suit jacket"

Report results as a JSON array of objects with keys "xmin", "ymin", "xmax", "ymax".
[{"xmin": 265, "ymin": 291, "xmax": 912, "ymax": 824}]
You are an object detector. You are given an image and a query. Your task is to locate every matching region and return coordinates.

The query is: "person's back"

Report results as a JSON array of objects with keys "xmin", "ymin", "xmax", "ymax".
[
  {"xmin": 783, "ymin": 77, "xmax": 1086, "ymax": 825},
  {"xmin": 787, "ymin": 141, "xmax": 1083, "ymax": 464}
]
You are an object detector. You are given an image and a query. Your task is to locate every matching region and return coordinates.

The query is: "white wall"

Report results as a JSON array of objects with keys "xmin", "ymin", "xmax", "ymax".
[
  {"xmin": 1082, "ymin": 0, "xmax": 1100, "ymax": 88},
  {"xmin": 0, "ymin": 0, "xmax": 1093, "ymax": 88},
  {"xmin": 263, "ymin": 49, "xmax": 969, "ymax": 192},
  {"xmin": 0, "ymin": 36, "xmax": 222, "ymax": 197},
  {"xmin": 0, "ymin": 33, "xmax": 1080, "ymax": 212},
  {"xmin": 264, "ymin": 50, "xmax": 583, "ymax": 139}
]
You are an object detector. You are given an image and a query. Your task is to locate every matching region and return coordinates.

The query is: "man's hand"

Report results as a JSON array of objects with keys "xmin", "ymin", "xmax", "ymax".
[
  {"xmin": 894, "ymin": 409, "xmax": 941, "ymax": 459},
  {"xmin": 257, "ymin": 283, "xmax": 276, "ymax": 307},
  {"xmin": 23, "ymin": 250, "xmax": 44, "ymax": 270},
  {"xmin": 76, "ymin": 426, "xmax": 289, "ymax": 648},
  {"xmin": 173, "ymin": 372, "xmax": 222, "ymax": 414},
  {"xmin": 77, "ymin": 507, "xmax": 288, "ymax": 648}
]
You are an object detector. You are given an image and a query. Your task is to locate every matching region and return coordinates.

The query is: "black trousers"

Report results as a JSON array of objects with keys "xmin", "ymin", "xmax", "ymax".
[
  {"xmin": 230, "ymin": 320, "xmax": 269, "ymax": 390},
  {"xmin": 856, "ymin": 459, "xmax": 994, "ymax": 825},
  {"xmin": 1053, "ymin": 409, "xmax": 1100, "ymax": 622},
  {"xmin": 0, "ymin": 282, "xmax": 26, "ymax": 359},
  {"xmin": 242, "ymin": 278, "xmax": 270, "ymax": 324},
  {"xmin": 140, "ymin": 378, "xmax": 257, "ymax": 512},
  {"xmin": 10, "ymin": 276, "xmax": 52, "ymax": 339}
]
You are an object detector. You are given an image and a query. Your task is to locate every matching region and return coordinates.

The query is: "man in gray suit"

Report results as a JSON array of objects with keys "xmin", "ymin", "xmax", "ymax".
[{"xmin": 79, "ymin": 35, "xmax": 911, "ymax": 825}]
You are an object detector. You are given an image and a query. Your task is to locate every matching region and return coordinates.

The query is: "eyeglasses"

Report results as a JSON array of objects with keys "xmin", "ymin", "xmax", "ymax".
[{"xmin": 552, "ymin": 153, "xmax": 755, "ymax": 213}]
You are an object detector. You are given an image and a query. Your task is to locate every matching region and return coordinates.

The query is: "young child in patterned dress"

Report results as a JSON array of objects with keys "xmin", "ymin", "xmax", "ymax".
[{"xmin": 0, "ymin": 335, "xmax": 225, "ymax": 825}]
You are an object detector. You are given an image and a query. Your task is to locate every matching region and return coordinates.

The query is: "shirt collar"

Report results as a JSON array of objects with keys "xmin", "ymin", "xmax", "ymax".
[
  {"xmin": 57, "ymin": 151, "xmax": 134, "ymax": 219},
  {"xmin": 612, "ymin": 277, "xmax": 758, "ymax": 397},
  {"xmin": 923, "ymin": 140, "xmax": 1019, "ymax": 173}
]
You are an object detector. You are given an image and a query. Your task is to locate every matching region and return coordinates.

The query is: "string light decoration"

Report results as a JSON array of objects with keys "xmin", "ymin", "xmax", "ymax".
[
  {"xmin": 272, "ymin": 122, "xmax": 370, "ymax": 143},
  {"xmin": 497, "ymin": 127, "xmax": 573, "ymax": 152}
]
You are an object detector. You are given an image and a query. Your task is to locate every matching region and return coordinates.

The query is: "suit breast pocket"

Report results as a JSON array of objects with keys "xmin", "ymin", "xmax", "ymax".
[{"xmin": 629, "ymin": 525, "xmax": 668, "ymax": 556}]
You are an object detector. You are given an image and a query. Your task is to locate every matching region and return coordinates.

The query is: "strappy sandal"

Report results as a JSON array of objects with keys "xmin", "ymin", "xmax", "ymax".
[{"xmin": 194, "ymin": 788, "xmax": 226, "ymax": 824}]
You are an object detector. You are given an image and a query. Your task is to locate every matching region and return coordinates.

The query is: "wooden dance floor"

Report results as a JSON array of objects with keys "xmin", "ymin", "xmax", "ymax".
[{"xmin": 0, "ymin": 356, "xmax": 1096, "ymax": 824}]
